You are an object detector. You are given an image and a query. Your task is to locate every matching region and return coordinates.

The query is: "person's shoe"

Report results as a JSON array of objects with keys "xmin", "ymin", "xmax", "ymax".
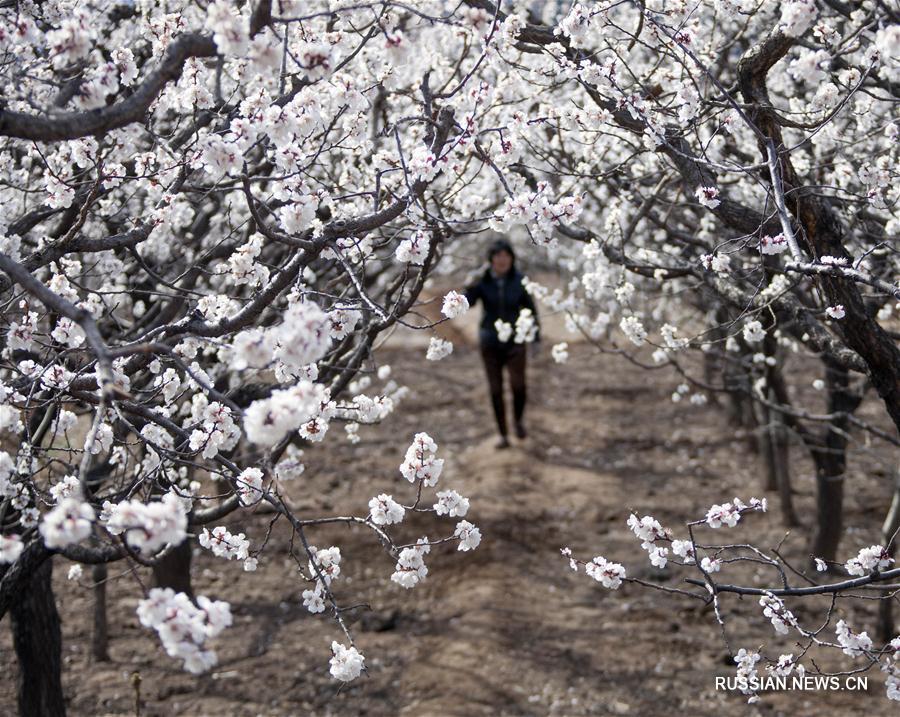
[
  {"xmin": 495, "ymin": 436, "xmax": 511, "ymax": 450},
  {"xmin": 515, "ymin": 423, "xmax": 527, "ymax": 439}
]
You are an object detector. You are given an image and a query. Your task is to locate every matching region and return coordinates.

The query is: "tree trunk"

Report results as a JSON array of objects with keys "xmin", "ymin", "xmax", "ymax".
[
  {"xmin": 810, "ymin": 447, "xmax": 844, "ymax": 563},
  {"xmin": 769, "ymin": 402, "xmax": 799, "ymax": 527},
  {"xmin": 879, "ymin": 468, "xmax": 900, "ymax": 642},
  {"xmin": 11, "ymin": 557, "xmax": 66, "ymax": 717},
  {"xmin": 809, "ymin": 361, "xmax": 857, "ymax": 563},
  {"xmin": 757, "ymin": 408, "xmax": 778, "ymax": 492},
  {"xmin": 152, "ymin": 539, "xmax": 193, "ymax": 598},
  {"xmin": 91, "ymin": 562, "xmax": 110, "ymax": 662}
]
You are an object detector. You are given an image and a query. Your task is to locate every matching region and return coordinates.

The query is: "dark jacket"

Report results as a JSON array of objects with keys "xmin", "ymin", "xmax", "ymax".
[{"xmin": 464, "ymin": 268, "xmax": 540, "ymax": 347}]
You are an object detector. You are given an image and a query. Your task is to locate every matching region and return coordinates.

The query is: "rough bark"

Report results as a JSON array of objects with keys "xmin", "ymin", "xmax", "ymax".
[
  {"xmin": 10, "ymin": 557, "xmax": 66, "ymax": 717},
  {"xmin": 91, "ymin": 563, "xmax": 111, "ymax": 662},
  {"xmin": 152, "ymin": 539, "xmax": 194, "ymax": 598},
  {"xmin": 879, "ymin": 468, "xmax": 900, "ymax": 641},
  {"xmin": 810, "ymin": 363, "xmax": 858, "ymax": 562}
]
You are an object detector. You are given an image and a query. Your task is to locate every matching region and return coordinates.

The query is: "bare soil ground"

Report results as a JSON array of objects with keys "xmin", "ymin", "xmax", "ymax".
[{"xmin": 1, "ymin": 309, "xmax": 898, "ymax": 717}]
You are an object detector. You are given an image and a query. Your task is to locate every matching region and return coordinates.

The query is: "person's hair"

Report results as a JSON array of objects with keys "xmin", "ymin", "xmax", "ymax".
[{"xmin": 487, "ymin": 239, "xmax": 515, "ymax": 264}]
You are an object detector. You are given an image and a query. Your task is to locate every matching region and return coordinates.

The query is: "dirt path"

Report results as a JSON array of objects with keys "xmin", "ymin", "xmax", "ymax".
[{"xmin": 0, "ymin": 338, "xmax": 896, "ymax": 716}]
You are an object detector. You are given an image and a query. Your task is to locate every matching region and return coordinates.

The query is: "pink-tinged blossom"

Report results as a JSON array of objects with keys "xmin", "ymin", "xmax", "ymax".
[
  {"xmin": 759, "ymin": 234, "xmax": 789, "ymax": 255},
  {"xmin": 695, "ymin": 186, "xmax": 720, "ymax": 209},
  {"xmin": 434, "ymin": 490, "xmax": 469, "ymax": 518},
  {"xmin": 40, "ymin": 498, "xmax": 94, "ymax": 549},
  {"xmin": 701, "ymin": 556, "xmax": 722, "ymax": 573},
  {"xmin": 441, "ymin": 291, "xmax": 470, "ymax": 319},
  {"xmin": 845, "ymin": 545, "xmax": 893, "ymax": 576},
  {"xmin": 627, "ymin": 514, "xmax": 668, "ymax": 545},
  {"xmin": 369, "ymin": 494, "xmax": 405, "ymax": 525},
  {"xmin": 103, "ymin": 492, "xmax": 188, "ymax": 555},
  {"xmin": 395, "ymin": 231, "xmax": 431, "ymax": 264},
  {"xmin": 391, "ymin": 545, "xmax": 428, "ymax": 588},
  {"xmin": 206, "ymin": 0, "xmax": 249, "ymax": 56},
  {"xmin": 399, "ymin": 433, "xmax": 444, "ymax": 487},
  {"xmin": 308, "ymin": 545, "xmax": 341, "ymax": 587},
  {"xmin": 199, "ymin": 526, "xmax": 251, "ymax": 562},
  {"xmin": 235, "ymin": 467, "xmax": 265, "ymax": 506},
  {"xmin": 584, "ymin": 556, "xmax": 626, "ymax": 589}
]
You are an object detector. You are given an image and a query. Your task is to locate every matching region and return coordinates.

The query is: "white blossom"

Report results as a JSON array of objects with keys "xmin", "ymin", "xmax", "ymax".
[
  {"xmin": 551, "ymin": 342, "xmax": 569, "ymax": 363},
  {"xmin": 695, "ymin": 186, "xmax": 720, "ymax": 209},
  {"xmin": 742, "ymin": 320, "xmax": 766, "ymax": 343},
  {"xmin": 426, "ymin": 337, "xmax": 453, "ymax": 361},
  {"xmin": 0, "ymin": 534, "xmax": 24, "ymax": 563},
  {"xmin": 391, "ymin": 545, "xmax": 428, "ymax": 588},
  {"xmin": 433, "ymin": 490, "xmax": 469, "ymax": 518},
  {"xmin": 454, "ymin": 520, "xmax": 481, "ymax": 551},
  {"xmin": 369, "ymin": 494, "xmax": 406, "ymax": 525},
  {"xmin": 584, "ymin": 556, "xmax": 626, "ymax": 589},
  {"xmin": 845, "ymin": 545, "xmax": 893, "ymax": 576},
  {"xmin": 137, "ymin": 588, "xmax": 232, "ymax": 674},
  {"xmin": 329, "ymin": 641, "xmax": 365, "ymax": 681},
  {"xmin": 441, "ymin": 291, "xmax": 469, "ymax": 319},
  {"xmin": 40, "ymin": 498, "xmax": 94, "ymax": 549},
  {"xmin": 399, "ymin": 433, "xmax": 444, "ymax": 487},
  {"xmin": 759, "ymin": 592, "xmax": 796, "ymax": 635},
  {"xmin": 836, "ymin": 619, "xmax": 873, "ymax": 657}
]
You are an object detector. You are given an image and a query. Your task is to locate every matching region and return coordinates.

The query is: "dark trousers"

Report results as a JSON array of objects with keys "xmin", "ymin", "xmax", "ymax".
[{"xmin": 480, "ymin": 343, "xmax": 526, "ymax": 437}]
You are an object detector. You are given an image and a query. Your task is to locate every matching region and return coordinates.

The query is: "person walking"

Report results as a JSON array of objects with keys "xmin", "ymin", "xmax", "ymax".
[{"xmin": 463, "ymin": 240, "xmax": 539, "ymax": 449}]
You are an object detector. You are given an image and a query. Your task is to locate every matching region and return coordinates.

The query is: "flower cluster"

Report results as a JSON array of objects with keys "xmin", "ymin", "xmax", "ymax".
[
  {"xmin": 627, "ymin": 513, "xmax": 671, "ymax": 568},
  {"xmin": 243, "ymin": 381, "xmax": 327, "ymax": 446},
  {"xmin": 102, "ymin": 492, "xmax": 188, "ymax": 555},
  {"xmin": 426, "ymin": 337, "xmax": 453, "ymax": 361},
  {"xmin": 434, "ymin": 490, "xmax": 469, "ymax": 518},
  {"xmin": 0, "ymin": 534, "xmax": 23, "ymax": 563},
  {"xmin": 492, "ymin": 184, "xmax": 583, "ymax": 244},
  {"xmin": 845, "ymin": 545, "xmax": 893, "ymax": 576},
  {"xmin": 199, "ymin": 526, "xmax": 256, "ymax": 571},
  {"xmin": 494, "ymin": 319, "xmax": 513, "ymax": 342},
  {"xmin": 514, "ymin": 309, "xmax": 538, "ymax": 344},
  {"xmin": 441, "ymin": 291, "xmax": 470, "ymax": 319},
  {"xmin": 302, "ymin": 545, "xmax": 342, "ymax": 614},
  {"xmin": 399, "ymin": 433, "xmax": 444, "ymax": 487},
  {"xmin": 759, "ymin": 592, "xmax": 796, "ymax": 635},
  {"xmin": 395, "ymin": 231, "xmax": 431, "ymax": 265},
  {"xmin": 40, "ymin": 498, "xmax": 94, "ymax": 549},
  {"xmin": 695, "ymin": 186, "xmax": 721, "ymax": 209},
  {"xmin": 584, "ymin": 556, "xmax": 627, "ymax": 589},
  {"xmin": 705, "ymin": 497, "xmax": 766, "ymax": 528},
  {"xmin": 235, "ymin": 467, "xmax": 265, "ymax": 506},
  {"xmin": 835, "ymin": 619, "xmax": 873, "ymax": 658},
  {"xmin": 137, "ymin": 588, "xmax": 232, "ymax": 674},
  {"xmin": 329, "ymin": 641, "xmax": 365, "ymax": 681},
  {"xmin": 369, "ymin": 494, "xmax": 405, "ymax": 525},
  {"xmin": 392, "ymin": 542, "xmax": 430, "ymax": 588},
  {"xmin": 759, "ymin": 234, "xmax": 789, "ymax": 255},
  {"xmin": 454, "ymin": 520, "xmax": 482, "ymax": 551}
]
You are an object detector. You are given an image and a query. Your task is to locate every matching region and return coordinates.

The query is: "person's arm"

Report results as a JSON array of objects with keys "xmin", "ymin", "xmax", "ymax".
[{"xmin": 463, "ymin": 274, "xmax": 481, "ymax": 308}]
